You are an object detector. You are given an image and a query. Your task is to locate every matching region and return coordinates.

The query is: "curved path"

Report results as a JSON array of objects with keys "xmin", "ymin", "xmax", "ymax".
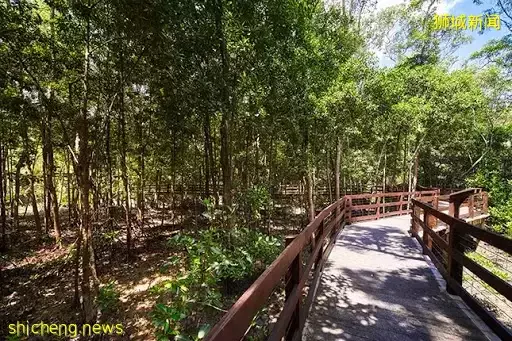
[{"xmin": 303, "ymin": 215, "xmax": 494, "ymax": 341}]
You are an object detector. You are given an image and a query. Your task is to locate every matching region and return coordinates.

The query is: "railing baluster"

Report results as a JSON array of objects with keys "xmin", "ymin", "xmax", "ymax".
[
  {"xmin": 469, "ymin": 195, "xmax": 474, "ymax": 218},
  {"xmin": 446, "ymin": 223, "xmax": 463, "ymax": 295},
  {"xmin": 314, "ymin": 220, "xmax": 324, "ymax": 270},
  {"xmin": 423, "ymin": 209, "xmax": 431, "ymax": 254},
  {"xmin": 346, "ymin": 197, "xmax": 352, "ymax": 223},
  {"xmin": 376, "ymin": 195, "xmax": 381, "ymax": 219},
  {"xmin": 285, "ymin": 236, "xmax": 301, "ymax": 341}
]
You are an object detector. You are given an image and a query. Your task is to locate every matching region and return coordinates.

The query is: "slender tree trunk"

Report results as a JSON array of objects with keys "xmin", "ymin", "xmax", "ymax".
[
  {"xmin": 41, "ymin": 122, "xmax": 51, "ymax": 234},
  {"xmin": 119, "ymin": 48, "xmax": 132, "ymax": 257},
  {"xmin": 27, "ymin": 161, "xmax": 42, "ymax": 240},
  {"xmin": 208, "ymin": 120, "xmax": 217, "ymax": 201},
  {"xmin": 137, "ymin": 113, "xmax": 145, "ymax": 232},
  {"xmin": 413, "ymin": 154, "xmax": 419, "ymax": 192},
  {"xmin": 48, "ymin": 131, "xmax": 61, "ymax": 244},
  {"xmin": 66, "ymin": 155, "xmax": 72, "ymax": 230},
  {"xmin": 306, "ymin": 170, "xmax": 315, "ymax": 222},
  {"xmin": 0, "ymin": 143, "xmax": 6, "ymax": 250},
  {"xmin": 403, "ymin": 133, "xmax": 408, "ymax": 191},
  {"xmin": 335, "ymin": 137, "xmax": 341, "ymax": 215},
  {"xmin": 78, "ymin": 9, "xmax": 99, "ymax": 322},
  {"xmin": 8, "ymin": 148, "xmax": 14, "ymax": 218},
  {"xmin": 14, "ymin": 155, "xmax": 24, "ymax": 230},
  {"xmin": 136, "ymin": 113, "xmax": 143, "ymax": 214},
  {"xmin": 46, "ymin": 2, "xmax": 61, "ymax": 244},
  {"xmin": 73, "ymin": 211, "xmax": 82, "ymax": 308},
  {"xmin": 203, "ymin": 113, "xmax": 211, "ymax": 196},
  {"xmin": 382, "ymin": 149, "xmax": 387, "ymax": 192},
  {"xmin": 215, "ymin": 0, "xmax": 234, "ymax": 227},
  {"xmin": 106, "ymin": 114, "xmax": 114, "ymax": 230},
  {"xmin": 326, "ymin": 149, "xmax": 332, "ymax": 203}
]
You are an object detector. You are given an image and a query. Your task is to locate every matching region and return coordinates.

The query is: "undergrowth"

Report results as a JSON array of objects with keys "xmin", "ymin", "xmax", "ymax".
[{"xmin": 149, "ymin": 222, "xmax": 282, "ymax": 340}]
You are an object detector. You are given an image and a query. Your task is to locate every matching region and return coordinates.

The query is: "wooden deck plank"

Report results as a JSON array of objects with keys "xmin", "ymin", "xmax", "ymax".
[{"xmin": 303, "ymin": 215, "xmax": 492, "ymax": 341}]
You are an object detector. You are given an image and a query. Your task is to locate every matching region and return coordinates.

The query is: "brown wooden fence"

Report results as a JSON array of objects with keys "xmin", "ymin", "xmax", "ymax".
[
  {"xmin": 205, "ymin": 190, "xmax": 438, "ymax": 341},
  {"xmin": 411, "ymin": 189, "xmax": 511, "ymax": 340}
]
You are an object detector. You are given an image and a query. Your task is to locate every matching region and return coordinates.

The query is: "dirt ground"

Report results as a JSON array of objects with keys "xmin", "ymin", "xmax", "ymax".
[{"xmin": 0, "ymin": 199, "xmax": 307, "ymax": 340}]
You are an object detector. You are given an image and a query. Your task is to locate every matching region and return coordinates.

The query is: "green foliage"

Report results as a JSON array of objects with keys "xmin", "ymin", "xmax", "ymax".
[
  {"xmin": 168, "ymin": 228, "xmax": 281, "ymax": 281},
  {"xmin": 240, "ymin": 185, "xmax": 272, "ymax": 226},
  {"xmin": 489, "ymin": 201, "xmax": 512, "ymax": 237},
  {"xmin": 466, "ymin": 124, "xmax": 512, "ymax": 235},
  {"xmin": 150, "ymin": 228, "xmax": 281, "ymax": 339},
  {"xmin": 96, "ymin": 281, "xmax": 120, "ymax": 313},
  {"xmin": 150, "ymin": 303, "xmax": 188, "ymax": 340},
  {"xmin": 466, "ymin": 251, "xmax": 511, "ymax": 282}
]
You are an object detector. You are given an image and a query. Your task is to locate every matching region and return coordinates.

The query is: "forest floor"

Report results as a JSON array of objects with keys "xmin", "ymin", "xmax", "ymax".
[{"xmin": 0, "ymin": 198, "xmax": 308, "ymax": 340}]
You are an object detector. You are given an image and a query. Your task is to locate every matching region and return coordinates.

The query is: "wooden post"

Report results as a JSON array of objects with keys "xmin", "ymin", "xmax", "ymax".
[
  {"xmin": 449, "ymin": 201, "xmax": 460, "ymax": 219},
  {"xmin": 346, "ymin": 197, "xmax": 352, "ymax": 223},
  {"xmin": 285, "ymin": 236, "xmax": 301, "ymax": 341},
  {"xmin": 469, "ymin": 195, "xmax": 474, "ymax": 218},
  {"xmin": 399, "ymin": 193, "xmax": 404, "ymax": 214},
  {"xmin": 423, "ymin": 209, "xmax": 432, "ymax": 254},
  {"xmin": 375, "ymin": 195, "xmax": 381, "ymax": 219},
  {"xmin": 428, "ymin": 196, "xmax": 438, "ymax": 229},
  {"xmin": 315, "ymin": 220, "xmax": 324, "ymax": 270},
  {"xmin": 410, "ymin": 203, "xmax": 418, "ymax": 236},
  {"xmin": 446, "ymin": 223, "xmax": 463, "ymax": 295},
  {"xmin": 482, "ymin": 192, "xmax": 488, "ymax": 214}
]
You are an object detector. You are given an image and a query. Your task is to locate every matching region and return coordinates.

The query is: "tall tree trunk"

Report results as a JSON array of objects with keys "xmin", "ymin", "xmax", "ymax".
[
  {"xmin": 208, "ymin": 119, "xmax": 217, "ymax": 201},
  {"xmin": 47, "ymin": 129, "xmax": 61, "ymax": 244},
  {"xmin": 306, "ymin": 170, "xmax": 315, "ymax": 222},
  {"xmin": 106, "ymin": 114, "xmax": 114, "ymax": 231},
  {"xmin": 78, "ymin": 9, "xmax": 99, "ymax": 322},
  {"xmin": 27, "ymin": 160, "xmax": 42, "ymax": 240},
  {"xmin": 326, "ymin": 149, "xmax": 332, "ymax": 203},
  {"xmin": 67, "ymin": 154, "xmax": 72, "ymax": 229},
  {"xmin": 203, "ymin": 113, "xmax": 211, "ymax": 196},
  {"xmin": 402, "ymin": 132, "xmax": 408, "ymax": 191},
  {"xmin": 8, "ymin": 148, "xmax": 14, "ymax": 219},
  {"xmin": 41, "ymin": 122, "xmax": 51, "ymax": 234},
  {"xmin": 137, "ymin": 111, "xmax": 145, "ymax": 231},
  {"xmin": 215, "ymin": 0, "xmax": 234, "ymax": 227},
  {"xmin": 46, "ymin": 2, "xmax": 61, "ymax": 244},
  {"xmin": 382, "ymin": 148, "xmax": 387, "ymax": 192},
  {"xmin": 119, "ymin": 48, "xmax": 132, "ymax": 257},
  {"xmin": 14, "ymin": 155, "xmax": 24, "ymax": 230},
  {"xmin": 335, "ymin": 137, "xmax": 341, "ymax": 215},
  {"xmin": 0, "ymin": 143, "xmax": 6, "ymax": 250}
]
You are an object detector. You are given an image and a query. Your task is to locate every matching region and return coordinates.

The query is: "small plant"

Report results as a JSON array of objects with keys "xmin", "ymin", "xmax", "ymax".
[
  {"xmin": 241, "ymin": 185, "xmax": 272, "ymax": 227},
  {"xmin": 150, "ymin": 303, "xmax": 188, "ymax": 340},
  {"xmin": 97, "ymin": 280, "xmax": 120, "ymax": 313},
  {"xmin": 151, "ymin": 227, "xmax": 282, "ymax": 339}
]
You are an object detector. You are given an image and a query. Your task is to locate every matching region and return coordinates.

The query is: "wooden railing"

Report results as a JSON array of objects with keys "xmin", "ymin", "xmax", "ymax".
[
  {"xmin": 347, "ymin": 190, "xmax": 439, "ymax": 222},
  {"xmin": 411, "ymin": 193, "xmax": 511, "ymax": 340},
  {"xmin": 205, "ymin": 190, "xmax": 438, "ymax": 341}
]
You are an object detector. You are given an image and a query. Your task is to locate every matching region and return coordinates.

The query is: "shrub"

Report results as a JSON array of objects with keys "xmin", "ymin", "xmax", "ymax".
[
  {"xmin": 97, "ymin": 281, "xmax": 120, "ymax": 313},
  {"xmin": 240, "ymin": 185, "xmax": 272, "ymax": 227},
  {"xmin": 151, "ymin": 227, "xmax": 282, "ymax": 339}
]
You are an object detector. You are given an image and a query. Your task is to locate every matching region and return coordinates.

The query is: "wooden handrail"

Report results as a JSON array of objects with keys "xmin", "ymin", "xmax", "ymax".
[
  {"xmin": 411, "ymin": 197, "xmax": 511, "ymax": 340},
  {"xmin": 206, "ymin": 190, "xmax": 438, "ymax": 341}
]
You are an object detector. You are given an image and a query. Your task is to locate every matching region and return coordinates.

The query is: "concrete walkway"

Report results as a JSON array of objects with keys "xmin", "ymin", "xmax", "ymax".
[{"xmin": 303, "ymin": 215, "xmax": 492, "ymax": 341}]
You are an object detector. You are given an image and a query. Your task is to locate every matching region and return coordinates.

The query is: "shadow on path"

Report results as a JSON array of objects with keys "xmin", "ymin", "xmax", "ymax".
[{"xmin": 303, "ymin": 217, "xmax": 488, "ymax": 341}]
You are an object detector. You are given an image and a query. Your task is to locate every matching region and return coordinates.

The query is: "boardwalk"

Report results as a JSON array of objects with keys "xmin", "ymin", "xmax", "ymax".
[{"xmin": 303, "ymin": 215, "xmax": 491, "ymax": 341}]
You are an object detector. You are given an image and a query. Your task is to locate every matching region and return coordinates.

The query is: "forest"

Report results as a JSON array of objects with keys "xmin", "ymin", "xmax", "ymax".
[{"xmin": 1, "ymin": 0, "xmax": 511, "ymax": 340}]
